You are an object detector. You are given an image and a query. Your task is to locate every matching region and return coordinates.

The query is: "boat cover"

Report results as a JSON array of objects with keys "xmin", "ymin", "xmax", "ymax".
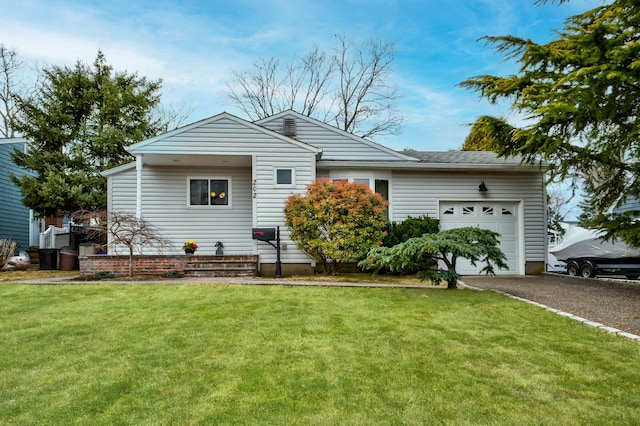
[{"xmin": 549, "ymin": 227, "xmax": 640, "ymax": 261}]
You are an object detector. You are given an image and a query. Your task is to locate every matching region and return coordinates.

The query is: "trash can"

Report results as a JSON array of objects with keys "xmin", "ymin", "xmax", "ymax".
[
  {"xmin": 39, "ymin": 248, "xmax": 59, "ymax": 270},
  {"xmin": 79, "ymin": 242, "xmax": 96, "ymax": 256},
  {"xmin": 59, "ymin": 247, "xmax": 79, "ymax": 271}
]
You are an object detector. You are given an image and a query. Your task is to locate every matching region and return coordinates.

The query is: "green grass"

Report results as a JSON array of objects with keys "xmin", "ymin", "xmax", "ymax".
[
  {"xmin": 0, "ymin": 284, "xmax": 638, "ymax": 425},
  {"xmin": 0, "ymin": 269, "xmax": 77, "ymax": 282}
]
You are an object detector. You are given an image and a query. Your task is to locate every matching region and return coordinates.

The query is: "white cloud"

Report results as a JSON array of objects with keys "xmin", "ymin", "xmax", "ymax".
[{"xmin": 1, "ymin": 0, "xmax": 612, "ymax": 150}]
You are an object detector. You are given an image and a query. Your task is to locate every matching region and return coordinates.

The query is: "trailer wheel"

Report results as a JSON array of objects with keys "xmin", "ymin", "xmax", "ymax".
[
  {"xmin": 566, "ymin": 261, "xmax": 579, "ymax": 277},
  {"xmin": 625, "ymin": 274, "xmax": 639, "ymax": 280},
  {"xmin": 580, "ymin": 261, "xmax": 596, "ymax": 278}
]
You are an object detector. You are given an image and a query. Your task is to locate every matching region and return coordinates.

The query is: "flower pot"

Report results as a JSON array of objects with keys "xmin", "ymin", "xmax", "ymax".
[{"xmin": 184, "ymin": 249, "xmax": 195, "ymax": 255}]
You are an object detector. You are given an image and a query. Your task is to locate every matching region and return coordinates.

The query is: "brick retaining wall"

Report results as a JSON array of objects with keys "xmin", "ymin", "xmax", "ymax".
[
  {"xmin": 79, "ymin": 254, "xmax": 261, "ymax": 277},
  {"xmin": 80, "ymin": 255, "xmax": 190, "ymax": 277}
]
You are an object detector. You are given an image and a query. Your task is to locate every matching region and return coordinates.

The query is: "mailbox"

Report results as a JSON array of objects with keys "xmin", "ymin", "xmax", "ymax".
[{"xmin": 252, "ymin": 227, "xmax": 276, "ymax": 241}]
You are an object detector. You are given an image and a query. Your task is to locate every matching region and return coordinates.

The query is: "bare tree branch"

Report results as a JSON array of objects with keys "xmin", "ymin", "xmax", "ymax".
[
  {"xmin": 226, "ymin": 37, "xmax": 403, "ymax": 139},
  {"xmin": 227, "ymin": 57, "xmax": 284, "ymax": 121},
  {"xmin": 72, "ymin": 209, "xmax": 171, "ymax": 277},
  {"xmin": 154, "ymin": 101, "xmax": 193, "ymax": 132},
  {"xmin": 0, "ymin": 44, "xmax": 39, "ymax": 138}
]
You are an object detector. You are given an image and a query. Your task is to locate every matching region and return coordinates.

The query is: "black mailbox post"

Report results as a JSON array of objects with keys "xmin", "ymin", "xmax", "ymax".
[{"xmin": 252, "ymin": 226, "xmax": 281, "ymax": 278}]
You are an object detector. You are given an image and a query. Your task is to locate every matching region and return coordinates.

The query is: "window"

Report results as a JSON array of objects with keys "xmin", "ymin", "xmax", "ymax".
[
  {"xmin": 374, "ymin": 180, "xmax": 388, "ymax": 199},
  {"xmin": 329, "ymin": 172, "xmax": 392, "ymax": 219},
  {"xmin": 482, "ymin": 206, "xmax": 494, "ymax": 215},
  {"xmin": 501, "ymin": 207, "xmax": 513, "ymax": 216},
  {"xmin": 189, "ymin": 178, "xmax": 229, "ymax": 206},
  {"xmin": 463, "ymin": 206, "xmax": 475, "ymax": 215},
  {"xmin": 275, "ymin": 168, "xmax": 294, "ymax": 186},
  {"xmin": 375, "ymin": 179, "xmax": 389, "ymax": 220}
]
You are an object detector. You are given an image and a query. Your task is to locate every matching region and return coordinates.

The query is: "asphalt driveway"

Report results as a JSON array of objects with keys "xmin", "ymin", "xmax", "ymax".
[{"xmin": 462, "ymin": 273, "xmax": 640, "ymax": 336}]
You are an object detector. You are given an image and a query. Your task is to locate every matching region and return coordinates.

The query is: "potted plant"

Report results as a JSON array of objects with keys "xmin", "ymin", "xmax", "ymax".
[{"xmin": 182, "ymin": 240, "xmax": 198, "ymax": 255}]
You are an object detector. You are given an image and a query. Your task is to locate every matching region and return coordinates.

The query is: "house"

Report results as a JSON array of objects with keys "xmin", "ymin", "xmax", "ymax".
[
  {"xmin": 103, "ymin": 110, "xmax": 547, "ymax": 276},
  {"xmin": 0, "ymin": 138, "xmax": 41, "ymax": 252}
]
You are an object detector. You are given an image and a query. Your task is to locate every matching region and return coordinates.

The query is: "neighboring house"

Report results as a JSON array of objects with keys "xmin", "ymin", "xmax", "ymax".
[
  {"xmin": 0, "ymin": 138, "xmax": 41, "ymax": 251},
  {"xmin": 104, "ymin": 110, "xmax": 547, "ymax": 276},
  {"xmin": 615, "ymin": 197, "xmax": 640, "ymax": 215}
]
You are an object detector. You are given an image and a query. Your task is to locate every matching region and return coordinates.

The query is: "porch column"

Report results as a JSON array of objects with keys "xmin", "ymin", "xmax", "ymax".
[{"xmin": 136, "ymin": 155, "xmax": 143, "ymax": 218}]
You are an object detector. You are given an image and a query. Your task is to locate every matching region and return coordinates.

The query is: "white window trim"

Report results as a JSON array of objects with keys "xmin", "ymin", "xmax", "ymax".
[
  {"xmin": 328, "ymin": 170, "xmax": 391, "ymax": 193},
  {"xmin": 186, "ymin": 176, "xmax": 232, "ymax": 209},
  {"xmin": 328, "ymin": 170, "xmax": 392, "ymax": 219},
  {"xmin": 273, "ymin": 167, "xmax": 296, "ymax": 188}
]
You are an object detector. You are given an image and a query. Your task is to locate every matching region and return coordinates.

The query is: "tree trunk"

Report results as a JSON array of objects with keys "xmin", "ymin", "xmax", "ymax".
[
  {"xmin": 447, "ymin": 279, "xmax": 457, "ymax": 289},
  {"xmin": 128, "ymin": 248, "xmax": 134, "ymax": 278}
]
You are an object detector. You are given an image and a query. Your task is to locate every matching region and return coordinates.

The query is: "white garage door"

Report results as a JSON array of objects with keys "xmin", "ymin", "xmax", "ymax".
[{"xmin": 439, "ymin": 202, "xmax": 520, "ymax": 275}]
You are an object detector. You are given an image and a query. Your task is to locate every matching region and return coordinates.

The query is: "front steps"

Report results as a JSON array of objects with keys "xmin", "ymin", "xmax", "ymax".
[
  {"xmin": 184, "ymin": 255, "xmax": 258, "ymax": 278},
  {"xmin": 27, "ymin": 247, "xmax": 40, "ymax": 268}
]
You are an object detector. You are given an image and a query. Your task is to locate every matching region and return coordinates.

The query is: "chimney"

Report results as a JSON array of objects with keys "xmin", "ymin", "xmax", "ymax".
[{"xmin": 283, "ymin": 118, "xmax": 296, "ymax": 136}]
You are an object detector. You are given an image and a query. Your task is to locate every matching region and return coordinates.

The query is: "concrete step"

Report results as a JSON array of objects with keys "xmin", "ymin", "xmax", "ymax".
[{"xmin": 184, "ymin": 255, "xmax": 258, "ymax": 278}]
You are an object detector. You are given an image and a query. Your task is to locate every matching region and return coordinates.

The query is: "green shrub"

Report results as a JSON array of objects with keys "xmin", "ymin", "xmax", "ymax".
[
  {"xmin": 366, "ymin": 215, "xmax": 440, "ymax": 275},
  {"xmin": 285, "ymin": 179, "xmax": 387, "ymax": 275},
  {"xmin": 161, "ymin": 270, "xmax": 184, "ymax": 278},
  {"xmin": 73, "ymin": 271, "xmax": 116, "ymax": 281},
  {"xmin": 382, "ymin": 215, "xmax": 439, "ymax": 247}
]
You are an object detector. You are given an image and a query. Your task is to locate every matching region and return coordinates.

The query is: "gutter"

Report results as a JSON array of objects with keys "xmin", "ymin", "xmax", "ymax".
[{"xmin": 316, "ymin": 160, "xmax": 548, "ymax": 172}]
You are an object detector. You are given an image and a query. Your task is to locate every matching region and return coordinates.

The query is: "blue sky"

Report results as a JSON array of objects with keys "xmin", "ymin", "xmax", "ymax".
[{"xmin": 0, "ymin": 0, "xmax": 607, "ymax": 151}]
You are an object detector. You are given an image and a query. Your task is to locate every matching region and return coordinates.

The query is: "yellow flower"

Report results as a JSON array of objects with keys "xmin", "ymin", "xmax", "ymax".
[{"xmin": 182, "ymin": 240, "xmax": 198, "ymax": 251}]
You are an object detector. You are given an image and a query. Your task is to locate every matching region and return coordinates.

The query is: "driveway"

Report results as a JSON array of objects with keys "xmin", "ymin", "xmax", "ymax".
[{"xmin": 462, "ymin": 273, "xmax": 640, "ymax": 336}]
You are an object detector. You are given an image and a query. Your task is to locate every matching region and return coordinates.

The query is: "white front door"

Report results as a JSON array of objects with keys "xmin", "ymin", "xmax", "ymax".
[{"xmin": 439, "ymin": 201, "xmax": 520, "ymax": 275}]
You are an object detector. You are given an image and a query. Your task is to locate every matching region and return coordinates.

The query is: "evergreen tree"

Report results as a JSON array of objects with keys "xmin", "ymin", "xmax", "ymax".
[
  {"xmin": 359, "ymin": 227, "xmax": 508, "ymax": 289},
  {"xmin": 461, "ymin": 116, "xmax": 513, "ymax": 152},
  {"xmin": 460, "ymin": 0, "xmax": 640, "ymax": 245},
  {"xmin": 12, "ymin": 51, "xmax": 163, "ymax": 217}
]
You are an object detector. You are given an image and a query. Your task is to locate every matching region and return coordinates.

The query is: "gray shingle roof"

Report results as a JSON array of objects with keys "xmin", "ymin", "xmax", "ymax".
[{"xmin": 404, "ymin": 150, "xmax": 526, "ymax": 165}]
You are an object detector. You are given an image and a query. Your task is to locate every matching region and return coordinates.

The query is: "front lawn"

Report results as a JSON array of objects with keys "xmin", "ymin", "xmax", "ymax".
[
  {"xmin": 0, "ymin": 284, "xmax": 638, "ymax": 425},
  {"xmin": 0, "ymin": 269, "xmax": 77, "ymax": 282}
]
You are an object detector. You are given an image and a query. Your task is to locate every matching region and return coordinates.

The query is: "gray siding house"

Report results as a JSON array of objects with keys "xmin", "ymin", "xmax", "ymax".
[
  {"xmin": 0, "ymin": 138, "xmax": 40, "ymax": 251},
  {"xmin": 105, "ymin": 110, "xmax": 547, "ymax": 275}
]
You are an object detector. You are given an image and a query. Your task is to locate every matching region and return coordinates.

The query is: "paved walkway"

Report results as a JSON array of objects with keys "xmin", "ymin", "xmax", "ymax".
[{"xmin": 17, "ymin": 274, "xmax": 442, "ymax": 288}]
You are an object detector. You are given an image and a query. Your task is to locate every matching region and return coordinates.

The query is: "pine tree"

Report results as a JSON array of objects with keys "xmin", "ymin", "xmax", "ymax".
[
  {"xmin": 12, "ymin": 51, "xmax": 163, "ymax": 217},
  {"xmin": 460, "ymin": 0, "xmax": 640, "ymax": 245}
]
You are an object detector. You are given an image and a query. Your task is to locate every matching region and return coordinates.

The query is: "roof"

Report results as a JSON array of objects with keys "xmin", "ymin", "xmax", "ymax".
[
  {"xmin": 0, "ymin": 137, "xmax": 29, "ymax": 146},
  {"xmin": 127, "ymin": 111, "xmax": 321, "ymax": 155},
  {"xmin": 317, "ymin": 150, "xmax": 547, "ymax": 172},
  {"xmin": 406, "ymin": 150, "xmax": 527, "ymax": 165},
  {"xmin": 256, "ymin": 110, "xmax": 418, "ymax": 162}
]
